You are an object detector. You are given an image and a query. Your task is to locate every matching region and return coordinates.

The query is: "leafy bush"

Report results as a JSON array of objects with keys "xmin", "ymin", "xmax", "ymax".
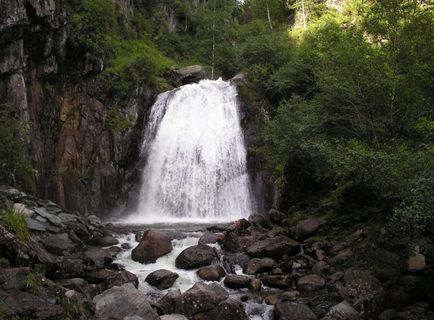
[
  {"xmin": 1, "ymin": 208, "xmax": 30, "ymax": 243},
  {"xmin": 0, "ymin": 105, "xmax": 35, "ymax": 193}
]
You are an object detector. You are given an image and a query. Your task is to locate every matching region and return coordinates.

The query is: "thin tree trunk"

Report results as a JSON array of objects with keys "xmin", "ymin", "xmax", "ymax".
[
  {"xmin": 266, "ymin": 1, "xmax": 273, "ymax": 30},
  {"xmin": 301, "ymin": 0, "xmax": 307, "ymax": 29},
  {"xmin": 211, "ymin": 1, "xmax": 216, "ymax": 80}
]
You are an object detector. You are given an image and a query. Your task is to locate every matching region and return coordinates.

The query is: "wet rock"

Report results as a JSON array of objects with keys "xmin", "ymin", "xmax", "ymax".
[
  {"xmin": 295, "ymin": 217, "xmax": 326, "ymax": 240},
  {"xmin": 246, "ymin": 236, "xmax": 299, "ymax": 260},
  {"xmin": 312, "ymin": 261, "xmax": 328, "ymax": 274},
  {"xmin": 378, "ymin": 309, "xmax": 399, "ymax": 320},
  {"xmin": 85, "ymin": 246, "xmax": 121, "ymax": 268},
  {"xmin": 86, "ymin": 269, "xmax": 139, "ymax": 290},
  {"xmin": 198, "ymin": 231, "xmax": 224, "ymax": 245},
  {"xmin": 175, "ymin": 245, "xmax": 215, "ymax": 269},
  {"xmin": 297, "ymin": 274, "xmax": 326, "ymax": 291},
  {"xmin": 323, "ymin": 301, "xmax": 360, "ymax": 320},
  {"xmin": 250, "ymin": 278, "xmax": 262, "ymax": 291},
  {"xmin": 93, "ymin": 283, "xmax": 160, "ymax": 320},
  {"xmin": 132, "ymin": 230, "xmax": 173, "ymax": 264},
  {"xmin": 245, "ymin": 257, "xmax": 276, "ymax": 274},
  {"xmin": 197, "ymin": 265, "xmax": 226, "ymax": 281},
  {"xmin": 260, "ymin": 275, "xmax": 290, "ymax": 289},
  {"xmin": 146, "ymin": 269, "xmax": 179, "ymax": 290},
  {"xmin": 223, "ymin": 274, "xmax": 252, "ymax": 289},
  {"xmin": 158, "ymin": 289, "xmax": 183, "ymax": 314},
  {"xmin": 0, "ymin": 267, "xmax": 31, "ymax": 290},
  {"xmin": 181, "ymin": 282, "xmax": 228, "ymax": 317},
  {"xmin": 98, "ymin": 235, "xmax": 119, "ymax": 246},
  {"xmin": 274, "ymin": 302, "xmax": 317, "ymax": 320},
  {"xmin": 199, "ymin": 298, "xmax": 248, "ymax": 320}
]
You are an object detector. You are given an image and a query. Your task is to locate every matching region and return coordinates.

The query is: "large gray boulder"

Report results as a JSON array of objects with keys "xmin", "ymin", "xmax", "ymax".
[
  {"xmin": 246, "ymin": 236, "xmax": 299, "ymax": 260},
  {"xmin": 93, "ymin": 283, "xmax": 160, "ymax": 320},
  {"xmin": 181, "ymin": 282, "xmax": 228, "ymax": 317},
  {"xmin": 132, "ymin": 230, "xmax": 173, "ymax": 264},
  {"xmin": 175, "ymin": 245, "xmax": 215, "ymax": 269},
  {"xmin": 173, "ymin": 65, "xmax": 205, "ymax": 85},
  {"xmin": 199, "ymin": 298, "xmax": 248, "ymax": 320},
  {"xmin": 295, "ymin": 217, "xmax": 326, "ymax": 240},
  {"xmin": 274, "ymin": 302, "xmax": 317, "ymax": 320}
]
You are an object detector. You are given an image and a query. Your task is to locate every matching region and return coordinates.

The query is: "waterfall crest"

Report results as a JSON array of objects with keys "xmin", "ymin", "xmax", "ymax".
[{"xmin": 131, "ymin": 79, "xmax": 254, "ymax": 223}]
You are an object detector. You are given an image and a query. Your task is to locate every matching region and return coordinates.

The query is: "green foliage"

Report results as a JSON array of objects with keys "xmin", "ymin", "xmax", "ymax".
[
  {"xmin": 25, "ymin": 266, "xmax": 46, "ymax": 293},
  {"xmin": 102, "ymin": 38, "xmax": 174, "ymax": 96},
  {"xmin": 0, "ymin": 105, "xmax": 36, "ymax": 193},
  {"xmin": 0, "ymin": 208, "xmax": 30, "ymax": 243}
]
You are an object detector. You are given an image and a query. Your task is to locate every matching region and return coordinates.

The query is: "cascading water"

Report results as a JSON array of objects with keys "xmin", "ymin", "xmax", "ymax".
[{"xmin": 129, "ymin": 79, "xmax": 254, "ymax": 223}]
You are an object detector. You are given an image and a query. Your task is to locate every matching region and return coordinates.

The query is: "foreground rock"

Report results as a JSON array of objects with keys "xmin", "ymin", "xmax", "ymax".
[
  {"xmin": 296, "ymin": 274, "xmax": 326, "ymax": 291},
  {"xmin": 199, "ymin": 298, "xmax": 248, "ymax": 320},
  {"xmin": 245, "ymin": 257, "xmax": 276, "ymax": 274},
  {"xmin": 93, "ymin": 283, "xmax": 160, "ymax": 320},
  {"xmin": 197, "ymin": 265, "xmax": 226, "ymax": 281},
  {"xmin": 146, "ymin": 269, "xmax": 179, "ymax": 290},
  {"xmin": 175, "ymin": 245, "xmax": 215, "ymax": 269},
  {"xmin": 274, "ymin": 302, "xmax": 317, "ymax": 320},
  {"xmin": 132, "ymin": 230, "xmax": 173, "ymax": 264},
  {"xmin": 294, "ymin": 217, "xmax": 326, "ymax": 240},
  {"xmin": 223, "ymin": 274, "xmax": 252, "ymax": 289},
  {"xmin": 181, "ymin": 282, "xmax": 228, "ymax": 317}
]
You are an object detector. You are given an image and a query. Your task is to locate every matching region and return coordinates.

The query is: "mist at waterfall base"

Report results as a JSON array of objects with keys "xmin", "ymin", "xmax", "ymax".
[{"xmin": 125, "ymin": 79, "xmax": 255, "ymax": 224}]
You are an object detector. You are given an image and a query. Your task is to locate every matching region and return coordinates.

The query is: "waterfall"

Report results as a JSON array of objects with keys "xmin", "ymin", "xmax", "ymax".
[{"xmin": 131, "ymin": 79, "xmax": 254, "ymax": 223}]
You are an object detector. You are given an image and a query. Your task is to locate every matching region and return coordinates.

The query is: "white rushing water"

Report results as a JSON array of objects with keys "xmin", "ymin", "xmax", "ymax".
[{"xmin": 127, "ymin": 79, "xmax": 254, "ymax": 223}]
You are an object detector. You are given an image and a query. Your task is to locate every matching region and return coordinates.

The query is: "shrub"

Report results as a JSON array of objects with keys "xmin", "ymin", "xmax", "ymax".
[{"xmin": 0, "ymin": 208, "xmax": 30, "ymax": 243}]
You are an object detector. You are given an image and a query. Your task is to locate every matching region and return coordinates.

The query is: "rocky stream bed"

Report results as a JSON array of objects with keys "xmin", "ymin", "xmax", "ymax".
[{"xmin": 0, "ymin": 186, "xmax": 431, "ymax": 320}]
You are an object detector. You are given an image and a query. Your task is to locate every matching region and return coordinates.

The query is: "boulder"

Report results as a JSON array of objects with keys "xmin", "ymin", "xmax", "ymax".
[
  {"xmin": 323, "ymin": 301, "xmax": 360, "ymax": 320},
  {"xmin": 223, "ymin": 274, "xmax": 252, "ymax": 289},
  {"xmin": 132, "ymin": 230, "xmax": 172, "ymax": 264},
  {"xmin": 274, "ymin": 302, "xmax": 317, "ymax": 320},
  {"xmin": 0, "ymin": 267, "xmax": 31, "ymax": 290},
  {"xmin": 248, "ymin": 213, "xmax": 271, "ymax": 229},
  {"xmin": 260, "ymin": 275, "xmax": 290, "ymax": 289},
  {"xmin": 161, "ymin": 315, "xmax": 188, "ymax": 320},
  {"xmin": 199, "ymin": 298, "xmax": 248, "ymax": 320},
  {"xmin": 197, "ymin": 265, "xmax": 226, "ymax": 281},
  {"xmin": 93, "ymin": 283, "xmax": 160, "ymax": 320},
  {"xmin": 173, "ymin": 65, "xmax": 205, "ymax": 85},
  {"xmin": 146, "ymin": 269, "xmax": 179, "ymax": 290},
  {"xmin": 98, "ymin": 236, "xmax": 119, "ymax": 246},
  {"xmin": 158, "ymin": 289, "xmax": 183, "ymax": 314},
  {"xmin": 43, "ymin": 233, "xmax": 78, "ymax": 255},
  {"xmin": 245, "ymin": 257, "xmax": 276, "ymax": 274},
  {"xmin": 269, "ymin": 209, "xmax": 287, "ymax": 224},
  {"xmin": 407, "ymin": 253, "xmax": 426, "ymax": 273},
  {"xmin": 12, "ymin": 203, "xmax": 34, "ymax": 217},
  {"xmin": 297, "ymin": 274, "xmax": 326, "ymax": 291},
  {"xmin": 34, "ymin": 207, "xmax": 62, "ymax": 226},
  {"xmin": 85, "ymin": 269, "xmax": 139, "ymax": 290},
  {"xmin": 295, "ymin": 217, "xmax": 326, "ymax": 240},
  {"xmin": 246, "ymin": 236, "xmax": 299, "ymax": 260},
  {"xmin": 198, "ymin": 232, "xmax": 224, "ymax": 245},
  {"xmin": 175, "ymin": 245, "xmax": 215, "ymax": 269},
  {"xmin": 181, "ymin": 282, "xmax": 228, "ymax": 317}
]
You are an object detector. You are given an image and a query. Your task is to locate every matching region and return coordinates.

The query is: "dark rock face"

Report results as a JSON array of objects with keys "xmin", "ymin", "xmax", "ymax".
[
  {"xmin": 93, "ymin": 283, "xmax": 160, "ymax": 320},
  {"xmin": 0, "ymin": 0, "xmax": 155, "ymax": 216},
  {"xmin": 260, "ymin": 275, "xmax": 291, "ymax": 289},
  {"xmin": 145, "ymin": 269, "xmax": 179, "ymax": 290},
  {"xmin": 0, "ymin": 268, "xmax": 31, "ymax": 290},
  {"xmin": 197, "ymin": 265, "xmax": 226, "ymax": 281},
  {"xmin": 132, "ymin": 230, "xmax": 173, "ymax": 264},
  {"xmin": 175, "ymin": 245, "xmax": 215, "ymax": 269},
  {"xmin": 180, "ymin": 282, "xmax": 228, "ymax": 317},
  {"xmin": 246, "ymin": 236, "xmax": 299, "ymax": 259},
  {"xmin": 274, "ymin": 302, "xmax": 318, "ymax": 320}
]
